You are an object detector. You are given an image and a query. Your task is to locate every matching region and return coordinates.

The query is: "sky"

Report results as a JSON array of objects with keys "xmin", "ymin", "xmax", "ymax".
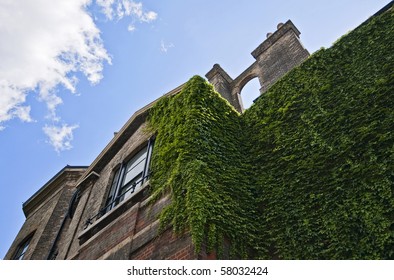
[{"xmin": 0, "ymin": 0, "xmax": 391, "ymax": 259}]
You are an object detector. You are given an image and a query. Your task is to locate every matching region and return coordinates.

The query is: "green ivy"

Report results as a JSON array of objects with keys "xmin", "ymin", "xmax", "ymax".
[
  {"xmin": 148, "ymin": 8, "xmax": 393, "ymax": 259},
  {"xmin": 148, "ymin": 76, "xmax": 258, "ymax": 258},
  {"xmin": 244, "ymin": 8, "xmax": 393, "ymax": 259}
]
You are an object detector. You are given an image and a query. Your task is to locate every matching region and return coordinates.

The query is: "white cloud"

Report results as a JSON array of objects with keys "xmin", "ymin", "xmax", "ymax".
[
  {"xmin": 96, "ymin": 0, "xmax": 157, "ymax": 22},
  {"xmin": 96, "ymin": 0, "xmax": 116, "ymax": 19},
  {"xmin": 142, "ymin": 11, "xmax": 158, "ymax": 22},
  {"xmin": 128, "ymin": 24, "xmax": 136, "ymax": 32},
  {"xmin": 0, "ymin": 0, "xmax": 157, "ymax": 152},
  {"xmin": 160, "ymin": 40, "xmax": 175, "ymax": 53},
  {"xmin": 0, "ymin": 0, "xmax": 111, "ymax": 127},
  {"xmin": 0, "ymin": 80, "xmax": 32, "ymax": 124},
  {"xmin": 43, "ymin": 124, "xmax": 79, "ymax": 152}
]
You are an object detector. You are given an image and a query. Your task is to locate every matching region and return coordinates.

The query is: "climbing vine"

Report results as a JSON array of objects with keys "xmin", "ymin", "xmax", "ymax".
[
  {"xmin": 244, "ymin": 8, "xmax": 394, "ymax": 259},
  {"xmin": 148, "ymin": 8, "xmax": 393, "ymax": 259},
  {"xmin": 148, "ymin": 76, "xmax": 258, "ymax": 258}
]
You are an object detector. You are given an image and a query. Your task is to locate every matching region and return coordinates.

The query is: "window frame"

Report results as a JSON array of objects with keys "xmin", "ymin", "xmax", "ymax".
[
  {"xmin": 103, "ymin": 138, "xmax": 154, "ymax": 214},
  {"xmin": 13, "ymin": 235, "xmax": 33, "ymax": 260}
]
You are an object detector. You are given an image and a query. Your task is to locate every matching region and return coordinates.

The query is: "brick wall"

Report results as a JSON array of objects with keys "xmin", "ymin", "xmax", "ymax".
[
  {"xmin": 72, "ymin": 192, "xmax": 189, "ymax": 260},
  {"xmin": 63, "ymin": 119, "xmax": 197, "ymax": 260},
  {"xmin": 131, "ymin": 228, "xmax": 196, "ymax": 260},
  {"xmin": 4, "ymin": 169, "xmax": 85, "ymax": 260}
]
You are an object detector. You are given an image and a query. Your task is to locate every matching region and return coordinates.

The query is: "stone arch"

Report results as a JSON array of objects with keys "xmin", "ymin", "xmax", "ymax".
[
  {"xmin": 234, "ymin": 72, "xmax": 260, "ymax": 95},
  {"xmin": 231, "ymin": 62, "xmax": 263, "ymax": 111},
  {"xmin": 206, "ymin": 20, "xmax": 309, "ymax": 113}
]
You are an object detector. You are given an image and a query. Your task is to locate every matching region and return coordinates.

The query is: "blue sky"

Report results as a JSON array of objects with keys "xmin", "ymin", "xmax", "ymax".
[{"xmin": 0, "ymin": 0, "xmax": 391, "ymax": 259}]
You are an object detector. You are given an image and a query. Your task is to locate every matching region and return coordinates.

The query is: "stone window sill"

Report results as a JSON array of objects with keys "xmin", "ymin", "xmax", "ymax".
[{"xmin": 78, "ymin": 180, "xmax": 151, "ymax": 245}]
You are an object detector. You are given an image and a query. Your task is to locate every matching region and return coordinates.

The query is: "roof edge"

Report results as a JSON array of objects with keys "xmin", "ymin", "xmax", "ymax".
[
  {"xmin": 22, "ymin": 165, "xmax": 88, "ymax": 216},
  {"xmin": 75, "ymin": 83, "xmax": 185, "ymax": 186}
]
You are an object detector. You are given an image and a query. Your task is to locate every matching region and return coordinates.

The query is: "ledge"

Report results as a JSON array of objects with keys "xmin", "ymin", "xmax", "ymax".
[
  {"xmin": 78, "ymin": 180, "xmax": 151, "ymax": 245},
  {"xmin": 205, "ymin": 64, "xmax": 234, "ymax": 84}
]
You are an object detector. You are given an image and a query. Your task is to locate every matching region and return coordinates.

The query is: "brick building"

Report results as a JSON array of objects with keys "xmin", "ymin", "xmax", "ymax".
[{"xmin": 5, "ymin": 20, "xmax": 309, "ymax": 260}]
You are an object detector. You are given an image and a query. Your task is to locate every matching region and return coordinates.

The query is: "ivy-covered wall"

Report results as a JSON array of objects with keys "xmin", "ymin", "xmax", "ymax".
[
  {"xmin": 148, "ymin": 7, "xmax": 393, "ymax": 259},
  {"xmin": 244, "ymin": 7, "xmax": 393, "ymax": 259},
  {"xmin": 148, "ymin": 76, "xmax": 258, "ymax": 258}
]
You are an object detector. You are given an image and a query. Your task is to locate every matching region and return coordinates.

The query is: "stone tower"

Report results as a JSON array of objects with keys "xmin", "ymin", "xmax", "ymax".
[{"xmin": 206, "ymin": 20, "xmax": 309, "ymax": 112}]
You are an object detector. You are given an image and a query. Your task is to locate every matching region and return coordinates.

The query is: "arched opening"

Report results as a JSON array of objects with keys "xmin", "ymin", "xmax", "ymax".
[{"xmin": 240, "ymin": 77, "xmax": 261, "ymax": 109}]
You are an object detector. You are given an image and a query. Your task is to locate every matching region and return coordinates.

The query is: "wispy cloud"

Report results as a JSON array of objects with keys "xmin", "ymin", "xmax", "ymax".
[
  {"xmin": 0, "ymin": 0, "xmax": 157, "ymax": 151},
  {"xmin": 128, "ymin": 24, "xmax": 136, "ymax": 32},
  {"xmin": 160, "ymin": 40, "xmax": 175, "ymax": 53},
  {"xmin": 96, "ymin": 0, "xmax": 157, "ymax": 23},
  {"xmin": 0, "ymin": 80, "xmax": 32, "ymax": 124},
  {"xmin": 43, "ymin": 124, "xmax": 79, "ymax": 153}
]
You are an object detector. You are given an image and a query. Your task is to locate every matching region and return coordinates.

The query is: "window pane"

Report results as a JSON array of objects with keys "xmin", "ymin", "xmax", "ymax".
[
  {"xmin": 102, "ymin": 144, "xmax": 152, "ymax": 215},
  {"xmin": 14, "ymin": 237, "xmax": 31, "ymax": 260},
  {"xmin": 104, "ymin": 168, "xmax": 121, "ymax": 213},
  {"xmin": 108, "ymin": 168, "xmax": 120, "ymax": 199},
  {"xmin": 118, "ymin": 173, "xmax": 143, "ymax": 202},
  {"xmin": 123, "ymin": 147, "xmax": 147, "ymax": 185}
]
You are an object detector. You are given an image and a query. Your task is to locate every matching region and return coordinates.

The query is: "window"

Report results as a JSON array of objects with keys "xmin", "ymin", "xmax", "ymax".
[
  {"xmin": 103, "ymin": 139, "xmax": 154, "ymax": 214},
  {"xmin": 13, "ymin": 236, "xmax": 32, "ymax": 260}
]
